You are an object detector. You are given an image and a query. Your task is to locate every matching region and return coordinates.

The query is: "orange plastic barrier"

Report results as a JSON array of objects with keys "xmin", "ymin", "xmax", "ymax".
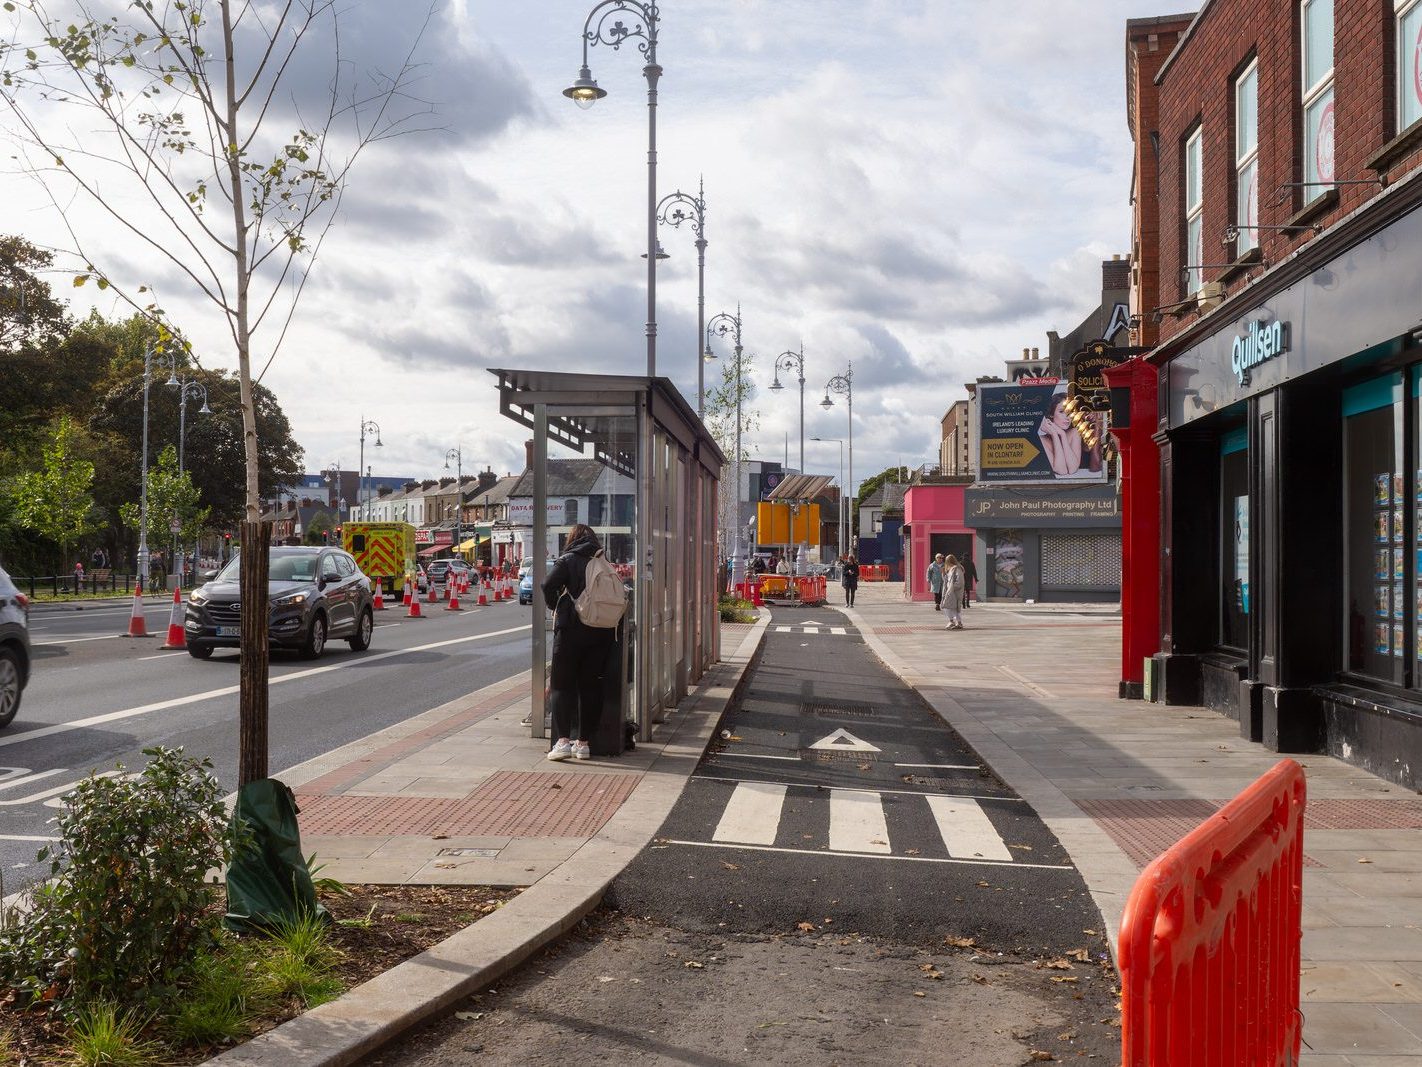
[
  {"xmin": 794, "ymin": 576, "xmax": 826, "ymax": 605},
  {"xmin": 1118, "ymin": 758, "xmax": 1305, "ymax": 1067},
  {"xmin": 758, "ymin": 575, "xmax": 791, "ymax": 597},
  {"xmin": 859, "ymin": 564, "xmax": 890, "ymax": 582}
]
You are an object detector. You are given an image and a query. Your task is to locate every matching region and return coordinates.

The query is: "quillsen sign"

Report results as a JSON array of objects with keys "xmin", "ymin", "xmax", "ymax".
[{"xmin": 1231, "ymin": 319, "xmax": 1289, "ymax": 385}]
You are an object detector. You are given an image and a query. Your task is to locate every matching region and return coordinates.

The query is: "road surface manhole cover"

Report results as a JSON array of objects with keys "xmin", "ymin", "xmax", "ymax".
[
  {"xmin": 436, "ymin": 847, "xmax": 502, "ymax": 858},
  {"xmin": 804, "ymin": 702, "xmax": 875, "ymax": 719}
]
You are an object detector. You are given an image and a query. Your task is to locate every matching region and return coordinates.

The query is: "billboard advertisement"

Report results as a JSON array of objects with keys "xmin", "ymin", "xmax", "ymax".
[{"xmin": 977, "ymin": 381, "xmax": 1106, "ymax": 484}]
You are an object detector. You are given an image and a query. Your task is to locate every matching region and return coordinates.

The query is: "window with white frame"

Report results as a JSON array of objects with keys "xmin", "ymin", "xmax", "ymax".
[
  {"xmin": 1185, "ymin": 127, "xmax": 1204, "ymax": 294},
  {"xmin": 1236, "ymin": 60, "xmax": 1259, "ymax": 254},
  {"xmin": 1398, "ymin": 0, "xmax": 1422, "ymax": 131},
  {"xmin": 1302, "ymin": 0, "xmax": 1335, "ymax": 203}
]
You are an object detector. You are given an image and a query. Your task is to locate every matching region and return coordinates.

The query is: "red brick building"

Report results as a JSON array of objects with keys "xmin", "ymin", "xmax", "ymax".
[{"xmin": 1124, "ymin": 1, "xmax": 1422, "ymax": 790}]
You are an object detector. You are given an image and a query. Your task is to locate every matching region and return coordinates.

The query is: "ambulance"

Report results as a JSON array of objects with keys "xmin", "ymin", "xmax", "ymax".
[{"xmin": 341, "ymin": 522, "xmax": 416, "ymax": 595}]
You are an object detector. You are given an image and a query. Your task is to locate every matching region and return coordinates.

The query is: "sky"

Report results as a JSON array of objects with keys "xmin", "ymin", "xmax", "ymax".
[{"xmin": 2, "ymin": 0, "xmax": 1197, "ymax": 496}]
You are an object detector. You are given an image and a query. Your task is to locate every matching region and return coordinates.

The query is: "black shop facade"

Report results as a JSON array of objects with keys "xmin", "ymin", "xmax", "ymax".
[{"xmin": 1150, "ymin": 183, "xmax": 1422, "ymax": 791}]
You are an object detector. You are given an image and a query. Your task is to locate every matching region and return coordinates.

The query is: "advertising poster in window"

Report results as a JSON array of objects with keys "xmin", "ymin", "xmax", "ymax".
[
  {"xmin": 1233, "ymin": 497, "xmax": 1250, "ymax": 614},
  {"xmin": 977, "ymin": 382, "xmax": 1106, "ymax": 484}
]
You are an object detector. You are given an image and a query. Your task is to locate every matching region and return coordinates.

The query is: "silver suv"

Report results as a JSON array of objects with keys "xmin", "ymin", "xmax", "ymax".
[{"xmin": 0, "ymin": 565, "xmax": 31, "ymax": 727}]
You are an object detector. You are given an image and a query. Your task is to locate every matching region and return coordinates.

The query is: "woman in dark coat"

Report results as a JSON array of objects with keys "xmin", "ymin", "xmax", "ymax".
[
  {"xmin": 841, "ymin": 553, "xmax": 860, "ymax": 607},
  {"xmin": 541, "ymin": 524, "xmax": 616, "ymax": 761}
]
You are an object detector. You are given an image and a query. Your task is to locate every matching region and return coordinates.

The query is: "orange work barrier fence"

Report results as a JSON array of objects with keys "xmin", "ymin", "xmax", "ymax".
[
  {"xmin": 1118, "ymin": 758, "xmax": 1306, "ymax": 1067},
  {"xmin": 858, "ymin": 564, "xmax": 890, "ymax": 582}
]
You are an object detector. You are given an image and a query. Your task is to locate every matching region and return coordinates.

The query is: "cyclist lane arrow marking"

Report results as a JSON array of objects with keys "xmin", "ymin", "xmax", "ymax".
[{"xmin": 808, "ymin": 728, "xmax": 880, "ymax": 753}]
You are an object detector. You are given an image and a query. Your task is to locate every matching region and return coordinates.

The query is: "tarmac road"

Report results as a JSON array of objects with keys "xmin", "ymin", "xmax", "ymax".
[
  {"xmin": 375, "ymin": 607, "xmax": 1121, "ymax": 1066},
  {"xmin": 3, "ymin": 594, "xmax": 533, "ymax": 893}
]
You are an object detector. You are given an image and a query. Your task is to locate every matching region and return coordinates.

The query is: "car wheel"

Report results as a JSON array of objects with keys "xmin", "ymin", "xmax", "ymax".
[
  {"xmin": 303, "ymin": 613, "xmax": 327, "ymax": 660},
  {"xmin": 0, "ymin": 647, "xmax": 22, "ymax": 728},
  {"xmin": 187, "ymin": 644, "xmax": 214, "ymax": 660},
  {"xmin": 347, "ymin": 608, "xmax": 373, "ymax": 652}
]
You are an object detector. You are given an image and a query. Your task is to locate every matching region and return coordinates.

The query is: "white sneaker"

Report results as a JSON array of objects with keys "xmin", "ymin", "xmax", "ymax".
[
  {"xmin": 573, "ymin": 741, "xmax": 591, "ymax": 761},
  {"xmin": 547, "ymin": 739, "xmax": 573, "ymax": 761}
]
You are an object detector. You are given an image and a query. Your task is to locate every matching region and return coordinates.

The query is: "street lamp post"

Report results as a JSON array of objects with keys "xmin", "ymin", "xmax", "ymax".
[
  {"xmin": 821, "ymin": 362, "xmax": 854, "ymax": 554},
  {"xmin": 565, "ymin": 0, "xmax": 662, "ymax": 378},
  {"xmin": 164, "ymin": 367, "xmax": 211, "ymax": 578},
  {"xmin": 445, "ymin": 447, "xmax": 463, "ymax": 562},
  {"xmin": 811, "ymin": 436, "xmax": 845, "ymax": 557},
  {"xmin": 358, "ymin": 418, "xmax": 382, "ymax": 522},
  {"xmin": 705, "ymin": 306, "xmax": 745, "ymax": 585},
  {"xmin": 657, "ymin": 179, "xmax": 707, "ymax": 415},
  {"xmin": 137, "ymin": 343, "xmax": 153, "ymax": 591},
  {"xmin": 769, "ymin": 346, "xmax": 806, "ymax": 474}
]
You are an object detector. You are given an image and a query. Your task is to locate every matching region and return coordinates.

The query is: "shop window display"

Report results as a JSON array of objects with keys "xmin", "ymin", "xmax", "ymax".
[
  {"xmin": 1344, "ymin": 374, "xmax": 1404, "ymax": 683},
  {"xmin": 1220, "ymin": 434, "xmax": 1249, "ymax": 651}
]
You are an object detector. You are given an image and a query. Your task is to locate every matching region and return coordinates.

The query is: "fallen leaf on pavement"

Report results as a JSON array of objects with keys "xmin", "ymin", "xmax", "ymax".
[
  {"xmin": 1083, "ymin": 929, "xmax": 1098, "ymax": 936},
  {"xmin": 597, "ymin": 976, "xmax": 615, "ymax": 983},
  {"xmin": 912, "ymin": 991, "xmax": 926, "ymax": 998},
  {"xmin": 1042, "ymin": 959, "xmax": 1075, "ymax": 970},
  {"xmin": 970, "ymin": 974, "xmax": 987, "ymax": 984},
  {"xmin": 858, "ymin": 763, "xmax": 873, "ymax": 771},
  {"xmin": 1358, "ymin": 858, "xmax": 1373, "ymax": 864},
  {"xmin": 433, "ymin": 863, "xmax": 458, "ymax": 869},
  {"xmin": 432, "ymin": 834, "xmax": 449, "ymax": 840},
  {"xmin": 1049, "ymin": 976, "xmax": 1078, "ymax": 984},
  {"xmin": 1028, "ymin": 1051, "xmax": 1055, "ymax": 1062},
  {"xmin": 721, "ymin": 862, "xmax": 741, "ymax": 871},
  {"xmin": 797, "ymin": 921, "xmax": 817, "ymax": 932},
  {"xmin": 904, "ymin": 848, "xmax": 921, "ymax": 856},
  {"xmin": 684, "ymin": 961, "xmax": 705, "ymax": 970},
  {"xmin": 1067, "ymin": 948, "xmax": 1090, "ymax": 962},
  {"xmin": 945, "ymin": 936, "xmax": 976, "ymax": 948},
  {"xmin": 454, "ymin": 1011, "xmax": 484, "ymax": 1021}
]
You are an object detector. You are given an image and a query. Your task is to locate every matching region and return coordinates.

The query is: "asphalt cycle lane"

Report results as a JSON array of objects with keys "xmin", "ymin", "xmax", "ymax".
[{"xmin": 610, "ymin": 608, "xmax": 1099, "ymax": 954}]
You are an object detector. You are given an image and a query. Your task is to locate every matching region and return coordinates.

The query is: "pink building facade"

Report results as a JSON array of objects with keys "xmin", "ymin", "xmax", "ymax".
[{"xmin": 901, "ymin": 482, "xmax": 975, "ymax": 602}]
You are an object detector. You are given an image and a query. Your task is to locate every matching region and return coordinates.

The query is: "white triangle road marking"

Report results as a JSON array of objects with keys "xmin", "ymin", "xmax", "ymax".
[{"xmin": 809, "ymin": 728, "xmax": 880, "ymax": 753}]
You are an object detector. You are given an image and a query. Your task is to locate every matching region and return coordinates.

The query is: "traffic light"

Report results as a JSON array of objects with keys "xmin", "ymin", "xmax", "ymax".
[
  {"xmin": 223, "ymin": 532, "xmax": 232, "ymax": 543},
  {"xmin": 335, "ymin": 526, "xmax": 342, "ymax": 542},
  {"xmin": 1062, "ymin": 388, "xmax": 1101, "ymax": 451}
]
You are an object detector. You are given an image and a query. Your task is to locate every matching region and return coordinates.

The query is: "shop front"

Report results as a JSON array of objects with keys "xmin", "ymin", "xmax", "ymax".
[
  {"xmin": 1151, "ymin": 189, "xmax": 1422, "ymax": 789},
  {"xmin": 901, "ymin": 481, "xmax": 972, "ymax": 601},
  {"xmin": 963, "ymin": 485, "xmax": 1121, "ymax": 603}
]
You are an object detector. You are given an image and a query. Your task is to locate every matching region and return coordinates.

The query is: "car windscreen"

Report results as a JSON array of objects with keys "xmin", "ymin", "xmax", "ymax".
[{"xmin": 215, "ymin": 554, "xmax": 319, "ymax": 584}]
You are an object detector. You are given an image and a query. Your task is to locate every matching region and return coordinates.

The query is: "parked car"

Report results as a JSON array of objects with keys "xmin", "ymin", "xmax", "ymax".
[
  {"xmin": 426, "ymin": 558, "xmax": 471, "ymax": 587},
  {"xmin": 184, "ymin": 546, "xmax": 374, "ymax": 660},
  {"xmin": 518, "ymin": 568, "xmax": 534, "ymax": 605},
  {"xmin": 0, "ymin": 564, "xmax": 31, "ymax": 728}
]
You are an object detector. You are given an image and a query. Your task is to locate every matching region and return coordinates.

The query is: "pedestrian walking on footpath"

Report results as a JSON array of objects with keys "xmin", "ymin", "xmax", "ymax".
[
  {"xmin": 542, "ymin": 523, "xmax": 617, "ymax": 763},
  {"xmin": 73, "ymin": 560, "xmax": 84, "ymax": 594},
  {"xmin": 927, "ymin": 553, "xmax": 946, "ymax": 611},
  {"xmin": 943, "ymin": 554, "xmax": 965, "ymax": 630},
  {"xmin": 842, "ymin": 553, "xmax": 860, "ymax": 607},
  {"xmin": 962, "ymin": 554, "xmax": 977, "ymax": 608}
]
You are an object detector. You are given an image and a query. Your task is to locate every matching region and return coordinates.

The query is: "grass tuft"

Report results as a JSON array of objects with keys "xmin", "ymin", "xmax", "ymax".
[
  {"xmin": 67, "ymin": 1001, "xmax": 164, "ymax": 1067},
  {"xmin": 250, "ymin": 911, "xmax": 344, "ymax": 1008},
  {"xmin": 163, "ymin": 940, "xmax": 258, "ymax": 1047}
]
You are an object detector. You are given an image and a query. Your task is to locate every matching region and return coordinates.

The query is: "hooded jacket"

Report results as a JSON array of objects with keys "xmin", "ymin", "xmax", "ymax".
[{"xmin": 542, "ymin": 534, "xmax": 603, "ymax": 632}]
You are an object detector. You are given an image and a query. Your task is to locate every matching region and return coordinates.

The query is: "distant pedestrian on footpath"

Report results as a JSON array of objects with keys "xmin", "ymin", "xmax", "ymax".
[
  {"xmin": 942, "ymin": 554, "xmax": 965, "ymax": 630},
  {"xmin": 961, "ymin": 554, "xmax": 977, "ymax": 608},
  {"xmin": 73, "ymin": 560, "xmax": 84, "ymax": 593},
  {"xmin": 542, "ymin": 523, "xmax": 617, "ymax": 763},
  {"xmin": 926, "ymin": 553, "xmax": 946, "ymax": 612},
  {"xmin": 842, "ymin": 553, "xmax": 860, "ymax": 607}
]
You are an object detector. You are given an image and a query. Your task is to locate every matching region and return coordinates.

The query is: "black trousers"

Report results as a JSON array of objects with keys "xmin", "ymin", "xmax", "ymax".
[
  {"xmin": 549, "ymin": 625, "xmax": 615, "ymax": 742},
  {"xmin": 844, "ymin": 584, "xmax": 857, "ymax": 606},
  {"xmin": 932, "ymin": 590, "xmax": 942, "ymax": 610}
]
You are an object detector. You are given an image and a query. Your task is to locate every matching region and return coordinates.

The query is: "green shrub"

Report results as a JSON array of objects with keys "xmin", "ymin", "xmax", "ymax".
[
  {"xmin": 719, "ymin": 595, "xmax": 756, "ymax": 623},
  {"xmin": 0, "ymin": 747, "xmax": 239, "ymax": 1012},
  {"xmin": 67, "ymin": 1001, "xmax": 164, "ymax": 1067}
]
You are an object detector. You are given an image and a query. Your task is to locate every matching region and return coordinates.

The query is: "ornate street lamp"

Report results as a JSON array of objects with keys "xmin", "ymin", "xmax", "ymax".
[
  {"xmin": 821, "ymin": 362, "xmax": 854, "ymax": 553},
  {"xmin": 769, "ymin": 346, "xmax": 806, "ymax": 474},
  {"xmin": 657, "ymin": 179, "xmax": 707, "ymax": 415},
  {"xmin": 358, "ymin": 418, "xmax": 382, "ymax": 522},
  {"xmin": 445, "ymin": 446, "xmax": 463, "ymax": 562},
  {"xmin": 564, "ymin": 0, "xmax": 662, "ymax": 378}
]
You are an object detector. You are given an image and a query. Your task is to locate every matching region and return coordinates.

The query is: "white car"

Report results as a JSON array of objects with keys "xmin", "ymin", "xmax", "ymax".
[{"xmin": 0, "ymin": 565, "xmax": 31, "ymax": 727}]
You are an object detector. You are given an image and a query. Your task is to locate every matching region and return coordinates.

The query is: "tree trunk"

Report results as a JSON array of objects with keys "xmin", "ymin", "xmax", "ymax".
[{"xmin": 238, "ymin": 520, "xmax": 270, "ymax": 785}]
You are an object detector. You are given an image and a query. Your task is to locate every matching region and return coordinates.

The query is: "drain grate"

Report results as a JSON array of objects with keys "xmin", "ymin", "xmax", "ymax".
[
  {"xmin": 804, "ymin": 702, "xmax": 876, "ymax": 720},
  {"xmin": 437, "ymin": 847, "xmax": 501, "ymax": 858},
  {"xmin": 809, "ymin": 751, "xmax": 880, "ymax": 764},
  {"xmin": 900, "ymin": 773, "xmax": 985, "ymax": 789}
]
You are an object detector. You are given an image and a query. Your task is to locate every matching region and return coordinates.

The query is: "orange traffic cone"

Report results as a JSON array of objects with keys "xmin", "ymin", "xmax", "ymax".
[
  {"xmin": 372, "ymin": 580, "xmax": 385, "ymax": 612},
  {"xmin": 446, "ymin": 580, "xmax": 462, "ymax": 611},
  {"xmin": 407, "ymin": 587, "xmax": 423, "ymax": 618},
  {"xmin": 160, "ymin": 586, "xmax": 186, "ymax": 649},
  {"xmin": 492, "ymin": 575, "xmax": 503, "ymax": 602},
  {"xmin": 477, "ymin": 578, "xmax": 489, "ymax": 606},
  {"xmin": 426, "ymin": 579, "xmax": 437, "ymax": 604},
  {"xmin": 127, "ymin": 587, "xmax": 149, "ymax": 637},
  {"xmin": 402, "ymin": 577, "xmax": 412, "ymax": 607}
]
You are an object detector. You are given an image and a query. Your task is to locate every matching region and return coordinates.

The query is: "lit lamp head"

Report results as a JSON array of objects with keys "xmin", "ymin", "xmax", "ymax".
[
  {"xmin": 563, "ymin": 66, "xmax": 607, "ymax": 109},
  {"xmin": 820, "ymin": 393, "xmax": 833, "ymax": 410},
  {"xmin": 703, "ymin": 342, "xmax": 717, "ymax": 363}
]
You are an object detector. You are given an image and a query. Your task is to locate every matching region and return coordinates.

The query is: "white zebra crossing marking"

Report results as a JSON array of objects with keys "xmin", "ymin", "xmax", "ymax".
[
  {"xmin": 713, "ymin": 782, "xmax": 787, "ymax": 845},
  {"xmin": 773, "ymin": 625, "xmax": 848, "ymax": 635},
  {"xmin": 926, "ymin": 795, "xmax": 1014, "ymax": 862},
  {"xmin": 829, "ymin": 789, "xmax": 891, "ymax": 854}
]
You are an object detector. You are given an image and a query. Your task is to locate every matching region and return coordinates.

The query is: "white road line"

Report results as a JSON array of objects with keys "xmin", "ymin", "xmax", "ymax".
[
  {"xmin": 0, "ymin": 771, "xmax": 126, "ymax": 807},
  {"xmin": 830, "ymin": 627, "xmax": 846, "ymax": 635},
  {"xmin": 692, "ymin": 773, "xmax": 1025, "ymax": 803},
  {"xmin": 138, "ymin": 652, "xmax": 186, "ymax": 661},
  {"xmin": 664, "ymin": 839, "xmax": 1072, "ymax": 870},
  {"xmin": 895, "ymin": 762, "xmax": 981, "ymax": 770},
  {"xmin": 0, "ymin": 835, "xmax": 60, "ymax": 843},
  {"xmin": 32, "ymin": 633, "xmax": 134, "ymax": 646},
  {"xmin": 0, "ymin": 624, "xmax": 532, "ymax": 751},
  {"xmin": 926, "ymin": 795, "xmax": 1014, "ymax": 862},
  {"xmin": 775, "ymin": 625, "xmax": 791, "ymax": 633},
  {"xmin": 712, "ymin": 753, "xmax": 800, "ymax": 761},
  {"xmin": 0, "ymin": 769, "xmax": 66, "ymax": 792},
  {"xmin": 829, "ymin": 789, "xmax": 891, "ymax": 854},
  {"xmin": 713, "ymin": 782, "xmax": 786, "ymax": 845}
]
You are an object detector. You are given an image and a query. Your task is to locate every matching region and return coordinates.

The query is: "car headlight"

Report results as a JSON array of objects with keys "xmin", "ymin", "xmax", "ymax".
[
  {"xmin": 190, "ymin": 589, "xmax": 208, "ymax": 605},
  {"xmin": 271, "ymin": 592, "xmax": 308, "ymax": 608}
]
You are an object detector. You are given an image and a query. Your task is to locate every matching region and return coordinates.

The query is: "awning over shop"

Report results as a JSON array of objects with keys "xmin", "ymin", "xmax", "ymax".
[
  {"xmin": 455, "ymin": 537, "xmax": 485, "ymax": 552},
  {"xmin": 417, "ymin": 545, "xmax": 444, "ymax": 558}
]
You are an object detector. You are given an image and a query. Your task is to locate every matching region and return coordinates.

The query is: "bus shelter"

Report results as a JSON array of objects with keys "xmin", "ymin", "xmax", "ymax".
[{"xmin": 493, "ymin": 369, "xmax": 724, "ymax": 749}]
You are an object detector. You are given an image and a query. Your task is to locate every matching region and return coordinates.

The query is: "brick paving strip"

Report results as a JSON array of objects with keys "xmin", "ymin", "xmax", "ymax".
[
  {"xmin": 841, "ymin": 584, "xmax": 1422, "ymax": 1064},
  {"xmin": 212, "ymin": 611, "xmax": 772, "ymax": 1067}
]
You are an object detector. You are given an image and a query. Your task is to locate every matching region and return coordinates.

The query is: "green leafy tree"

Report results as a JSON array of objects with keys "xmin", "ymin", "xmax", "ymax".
[
  {"xmin": 119, "ymin": 446, "xmax": 210, "ymax": 557},
  {"xmin": 8, "ymin": 416, "xmax": 99, "ymax": 570},
  {"xmin": 304, "ymin": 510, "xmax": 334, "ymax": 546},
  {"xmin": 704, "ymin": 349, "xmax": 760, "ymax": 556}
]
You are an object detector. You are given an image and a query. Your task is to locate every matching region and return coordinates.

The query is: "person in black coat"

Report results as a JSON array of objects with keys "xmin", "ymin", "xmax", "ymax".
[
  {"xmin": 841, "ymin": 553, "xmax": 860, "ymax": 607},
  {"xmin": 962, "ymin": 555, "xmax": 978, "ymax": 608},
  {"xmin": 541, "ymin": 524, "xmax": 616, "ymax": 762}
]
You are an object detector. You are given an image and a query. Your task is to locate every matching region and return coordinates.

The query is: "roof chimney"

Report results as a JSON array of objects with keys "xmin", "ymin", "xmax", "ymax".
[
  {"xmin": 524, "ymin": 439, "xmax": 534, "ymax": 471},
  {"xmin": 1021, "ymin": 348, "xmax": 1029, "ymax": 359},
  {"xmin": 1031, "ymin": 347, "xmax": 1039, "ymax": 359},
  {"xmin": 478, "ymin": 469, "xmax": 499, "ymax": 493}
]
